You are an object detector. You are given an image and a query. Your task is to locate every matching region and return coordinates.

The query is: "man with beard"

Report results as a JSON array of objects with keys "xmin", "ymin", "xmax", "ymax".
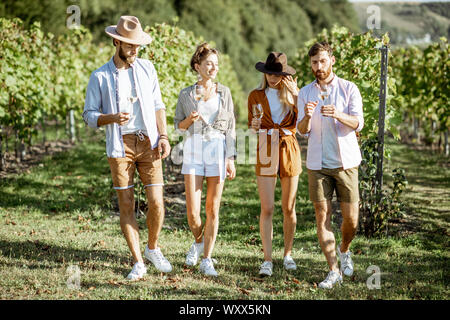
[
  {"xmin": 296, "ymin": 42, "xmax": 364, "ymax": 289},
  {"xmin": 83, "ymin": 16, "xmax": 172, "ymax": 280}
]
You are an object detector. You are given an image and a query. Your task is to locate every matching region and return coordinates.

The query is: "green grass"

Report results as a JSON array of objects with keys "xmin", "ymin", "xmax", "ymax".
[{"xmin": 0, "ymin": 133, "xmax": 448, "ymax": 300}]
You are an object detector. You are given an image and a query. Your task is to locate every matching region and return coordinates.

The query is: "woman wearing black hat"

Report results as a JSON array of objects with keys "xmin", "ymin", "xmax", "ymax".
[{"xmin": 248, "ymin": 52, "xmax": 302, "ymax": 276}]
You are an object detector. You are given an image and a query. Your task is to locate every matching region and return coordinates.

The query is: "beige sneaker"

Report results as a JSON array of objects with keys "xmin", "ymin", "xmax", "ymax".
[
  {"xmin": 337, "ymin": 246, "xmax": 354, "ymax": 277},
  {"xmin": 185, "ymin": 241, "xmax": 204, "ymax": 266},
  {"xmin": 199, "ymin": 258, "xmax": 218, "ymax": 277},
  {"xmin": 283, "ymin": 255, "xmax": 297, "ymax": 271},
  {"xmin": 318, "ymin": 270, "xmax": 342, "ymax": 289},
  {"xmin": 144, "ymin": 246, "xmax": 172, "ymax": 273},
  {"xmin": 259, "ymin": 261, "xmax": 273, "ymax": 277},
  {"xmin": 126, "ymin": 262, "xmax": 147, "ymax": 280}
]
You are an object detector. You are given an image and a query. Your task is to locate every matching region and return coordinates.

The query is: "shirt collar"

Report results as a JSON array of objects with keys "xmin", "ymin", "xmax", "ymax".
[
  {"xmin": 108, "ymin": 56, "xmax": 136, "ymax": 73},
  {"xmin": 313, "ymin": 73, "xmax": 338, "ymax": 88},
  {"xmin": 216, "ymin": 82, "xmax": 226, "ymax": 94},
  {"xmin": 190, "ymin": 82, "xmax": 224, "ymax": 93}
]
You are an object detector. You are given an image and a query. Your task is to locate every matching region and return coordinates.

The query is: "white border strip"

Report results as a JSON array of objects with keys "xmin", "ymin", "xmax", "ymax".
[
  {"xmin": 113, "ymin": 185, "xmax": 135, "ymax": 190},
  {"xmin": 144, "ymin": 183, "xmax": 164, "ymax": 188}
]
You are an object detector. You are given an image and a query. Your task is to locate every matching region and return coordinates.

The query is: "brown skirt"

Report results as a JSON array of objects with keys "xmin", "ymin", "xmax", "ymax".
[{"xmin": 255, "ymin": 132, "xmax": 302, "ymax": 178}]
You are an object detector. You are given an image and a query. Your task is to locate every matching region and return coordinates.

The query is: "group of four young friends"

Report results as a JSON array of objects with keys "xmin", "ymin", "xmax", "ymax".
[{"xmin": 83, "ymin": 16, "xmax": 364, "ymax": 289}]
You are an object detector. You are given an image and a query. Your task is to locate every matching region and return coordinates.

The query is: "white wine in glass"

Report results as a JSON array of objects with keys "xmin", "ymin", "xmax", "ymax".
[
  {"xmin": 320, "ymin": 85, "xmax": 330, "ymax": 103},
  {"xmin": 193, "ymin": 84, "xmax": 204, "ymax": 102},
  {"xmin": 252, "ymin": 104, "xmax": 264, "ymax": 119}
]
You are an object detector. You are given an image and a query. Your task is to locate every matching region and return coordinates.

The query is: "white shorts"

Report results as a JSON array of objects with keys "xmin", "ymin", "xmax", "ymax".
[{"xmin": 181, "ymin": 134, "xmax": 226, "ymax": 181}]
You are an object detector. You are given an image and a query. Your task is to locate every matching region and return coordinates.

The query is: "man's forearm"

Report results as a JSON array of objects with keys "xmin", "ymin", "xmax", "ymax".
[
  {"xmin": 297, "ymin": 117, "xmax": 312, "ymax": 135},
  {"xmin": 155, "ymin": 109, "xmax": 168, "ymax": 136},
  {"xmin": 336, "ymin": 112, "xmax": 359, "ymax": 131},
  {"xmin": 97, "ymin": 114, "xmax": 116, "ymax": 127}
]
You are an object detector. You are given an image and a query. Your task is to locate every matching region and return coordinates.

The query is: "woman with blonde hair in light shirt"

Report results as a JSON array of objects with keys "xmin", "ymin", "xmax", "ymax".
[
  {"xmin": 248, "ymin": 52, "xmax": 302, "ymax": 277},
  {"xmin": 174, "ymin": 42, "xmax": 236, "ymax": 277}
]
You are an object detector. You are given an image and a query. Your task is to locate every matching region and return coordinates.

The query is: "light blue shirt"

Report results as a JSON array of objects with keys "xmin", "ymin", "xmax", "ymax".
[{"xmin": 83, "ymin": 57, "xmax": 165, "ymax": 158}]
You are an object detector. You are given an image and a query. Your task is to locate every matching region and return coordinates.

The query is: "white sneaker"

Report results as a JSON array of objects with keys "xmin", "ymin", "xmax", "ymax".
[
  {"xmin": 144, "ymin": 246, "xmax": 173, "ymax": 273},
  {"xmin": 185, "ymin": 241, "xmax": 204, "ymax": 266},
  {"xmin": 318, "ymin": 270, "xmax": 343, "ymax": 289},
  {"xmin": 283, "ymin": 255, "xmax": 297, "ymax": 271},
  {"xmin": 337, "ymin": 246, "xmax": 354, "ymax": 277},
  {"xmin": 259, "ymin": 261, "xmax": 273, "ymax": 277},
  {"xmin": 126, "ymin": 262, "xmax": 147, "ymax": 280},
  {"xmin": 199, "ymin": 258, "xmax": 218, "ymax": 277}
]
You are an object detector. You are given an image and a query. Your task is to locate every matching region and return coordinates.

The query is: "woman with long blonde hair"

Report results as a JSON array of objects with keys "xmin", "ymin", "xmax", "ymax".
[{"xmin": 248, "ymin": 52, "xmax": 302, "ymax": 276}]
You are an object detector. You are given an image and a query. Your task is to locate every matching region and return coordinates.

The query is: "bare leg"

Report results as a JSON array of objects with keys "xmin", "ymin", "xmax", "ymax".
[
  {"xmin": 202, "ymin": 176, "xmax": 224, "ymax": 259},
  {"xmin": 117, "ymin": 188, "xmax": 143, "ymax": 263},
  {"xmin": 280, "ymin": 175, "xmax": 299, "ymax": 257},
  {"xmin": 339, "ymin": 201, "xmax": 359, "ymax": 253},
  {"xmin": 184, "ymin": 174, "xmax": 205, "ymax": 243},
  {"xmin": 257, "ymin": 176, "xmax": 277, "ymax": 262},
  {"xmin": 145, "ymin": 185, "xmax": 165, "ymax": 250},
  {"xmin": 314, "ymin": 200, "xmax": 339, "ymax": 272}
]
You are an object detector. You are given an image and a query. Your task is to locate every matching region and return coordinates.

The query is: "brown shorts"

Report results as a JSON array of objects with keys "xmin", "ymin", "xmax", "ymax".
[
  {"xmin": 256, "ymin": 133, "xmax": 302, "ymax": 178},
  {"xmin": 107, "ymin": 134, "xmax": 164, "ymax": 190},
  {"xmin": 308, "ymin": 166, "xmax": 359, "ymax": 203}
]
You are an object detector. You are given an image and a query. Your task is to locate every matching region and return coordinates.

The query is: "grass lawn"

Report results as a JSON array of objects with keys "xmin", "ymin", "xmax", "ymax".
[{"xmin": 0, "ymin": 132, "xmax": 448, "ymax": 300}]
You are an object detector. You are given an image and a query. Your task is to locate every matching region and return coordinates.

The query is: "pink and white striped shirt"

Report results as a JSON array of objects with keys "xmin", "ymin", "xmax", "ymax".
[{"xmin": 297, "ymin": 75, "xmax": 364, "ymax": 170}]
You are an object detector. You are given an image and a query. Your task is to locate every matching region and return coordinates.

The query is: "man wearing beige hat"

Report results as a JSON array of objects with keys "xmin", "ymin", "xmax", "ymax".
[{"xmin": 83, "ymin": 16, "xmax": 172, "ymax": 280}]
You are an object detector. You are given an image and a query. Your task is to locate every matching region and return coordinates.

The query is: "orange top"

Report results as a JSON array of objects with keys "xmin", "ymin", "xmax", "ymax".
[
  {"xmin": 247, "ymin": 89, "xmax": 298, "ymax": 135},
  {"xmin": 247, "ymin": 88, "xmax": 302, "ymax": 178}
]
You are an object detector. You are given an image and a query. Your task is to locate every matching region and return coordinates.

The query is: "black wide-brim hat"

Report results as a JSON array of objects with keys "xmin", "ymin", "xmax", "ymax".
[{"xmin": 255, "ymin": 52, "xmax": 296, "ymax": 76}]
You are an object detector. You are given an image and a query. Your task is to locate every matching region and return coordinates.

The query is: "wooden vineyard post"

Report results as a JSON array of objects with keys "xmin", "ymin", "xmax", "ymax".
[
  {"xmin": 0, "ymin": 126, "xmax": 4, "ymax": 171},
  {"xmin": 376, "ymin": 45, "xmax": 389, "ymax": 199},
  {"xmin": 69, "ymin": 109, "xmax": 76, "ymax": 143}
]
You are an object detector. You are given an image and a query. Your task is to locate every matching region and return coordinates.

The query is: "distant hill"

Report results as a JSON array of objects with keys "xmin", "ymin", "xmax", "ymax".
[{"xmin": 352, "ymin": 2, "xmax": 450, "ymax": 46}]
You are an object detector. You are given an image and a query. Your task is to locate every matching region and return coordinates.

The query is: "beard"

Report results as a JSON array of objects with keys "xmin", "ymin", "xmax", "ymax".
[
  {"xmin": 118, "ymin": 45, "xmax": 136, "ymax": 64},
  {"xmin": 313, "ymin": 64, "xmax": 332, "ymax": 81}
]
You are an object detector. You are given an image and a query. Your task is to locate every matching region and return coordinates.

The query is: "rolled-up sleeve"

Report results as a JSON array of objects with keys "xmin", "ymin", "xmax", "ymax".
[
  {"xmin": 348, "ymin": 83, "xmax": 364, "ymax": 132},
  {"xmin": 150, "ymin": 64, "xmax": 166, "ymax": 111},
  {"xmin": 83, "ymin": 73, "xmax": 102, "ymax": 129},
  {"xmin": 247, "ymin": 91, "xmax": 258, "ymax": 129},
  {"xmin": 225, "ymin": 88, "xmax": 237, "ymax": 159},
  {"xmin": 173, "ymin": 91, "xmax": 187, "ymax": 132},
  {"xmin": 296, "ymin": 87, "xmax": 309, "ymax": 137}
]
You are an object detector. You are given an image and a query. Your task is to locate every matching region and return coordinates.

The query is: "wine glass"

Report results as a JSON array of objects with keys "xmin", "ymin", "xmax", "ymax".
[
  {"xmin": 252, "ymin": 104, "xmax": 263, "ymax": 133},
  {"xmin": 252, "ymin": 104, "xmax": 264, "ymax": 119},
  {"xmin": 319, "ymin": 85, "xmax": 330, "ymax": 104},
  {"xmin": 126, "ymin": 96, "xmax": 137, "ymax": 121},
  {"xmin": 119, "ymin": 96, "xmax": 135, "ymax": 125},
  {"xmin": 193, "ymin": 84, "xmax": 204, "ymax": 104}
]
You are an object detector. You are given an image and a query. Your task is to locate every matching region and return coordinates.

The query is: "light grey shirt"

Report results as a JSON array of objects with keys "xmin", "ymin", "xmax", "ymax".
[{"xmin": 174, "ymin": 83, "xmax": 236, "ymax": 159}]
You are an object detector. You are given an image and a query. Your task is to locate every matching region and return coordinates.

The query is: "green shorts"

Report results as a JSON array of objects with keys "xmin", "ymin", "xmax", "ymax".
[{"xmin": 307, "ymin": 166, "xmax": 359, "ymax": 203}]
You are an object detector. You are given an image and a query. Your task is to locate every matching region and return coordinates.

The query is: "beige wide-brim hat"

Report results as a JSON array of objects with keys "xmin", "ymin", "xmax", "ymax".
[{"xmin": 105, "ymin": 16, "xmax": 152, "ymax": 46}]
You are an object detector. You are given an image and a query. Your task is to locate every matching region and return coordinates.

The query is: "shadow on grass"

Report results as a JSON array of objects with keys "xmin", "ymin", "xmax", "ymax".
[
  {"xmin": 387, "ymin": 140, "xmax": 450, "ymax": 189},
  {"xmin": 214, "ymin": 247, "xmax": 447, "ymax": 299},
  {"xmin": 0, "ymin": 239, "xmax": 128, "ymax": 275},
  {"xmin": 0, "ymin": 139, "xmax": 114, "ymax": 214}
]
